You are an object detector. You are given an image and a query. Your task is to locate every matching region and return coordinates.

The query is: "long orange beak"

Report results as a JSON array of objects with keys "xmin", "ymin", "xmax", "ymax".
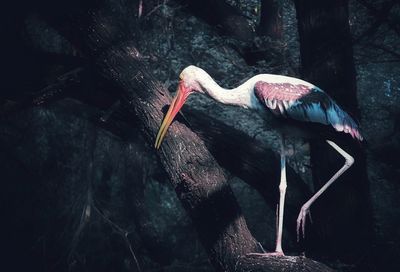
[{"xmin": 155, "ymin": 81, "xmax": 189, "ymax": 149}]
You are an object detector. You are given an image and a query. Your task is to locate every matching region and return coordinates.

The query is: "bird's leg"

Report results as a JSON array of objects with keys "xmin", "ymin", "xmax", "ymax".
[
  {"xmin": 297, "ymin": 140, "xmax": 354, "ymax": 241},
  {"xmin": 247, "ymin": 137, "xmax": 287, "ymax": 257},
  {"xmin": 274, "ymin": 136, "xmax": 287, "ymax": 255}
]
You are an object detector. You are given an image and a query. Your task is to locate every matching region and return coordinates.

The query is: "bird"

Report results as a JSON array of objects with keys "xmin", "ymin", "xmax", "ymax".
[{"xmin": 154, "ymin": 65, "xmax": 363, "ymax": 256}]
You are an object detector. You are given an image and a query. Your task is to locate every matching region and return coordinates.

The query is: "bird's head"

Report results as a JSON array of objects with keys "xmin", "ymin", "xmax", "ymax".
[{"xmin": 154, "ymin": 66, "xmax": 205, "ymax": 149}]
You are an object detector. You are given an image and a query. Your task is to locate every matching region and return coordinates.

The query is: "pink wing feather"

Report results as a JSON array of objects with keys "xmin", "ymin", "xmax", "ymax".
[{"xmin": 254, "ymin": 81, "xmax": 363, "ymax": 141}]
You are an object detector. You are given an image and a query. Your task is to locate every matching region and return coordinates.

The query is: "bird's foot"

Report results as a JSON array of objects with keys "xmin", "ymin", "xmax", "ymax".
[
  {"xmin": 247, "ymin": 251, "xmax": 285, "ymax": 257},
  {"xmin": 296, "ymin": 204, "xmax": 312, "ymax": 241}
]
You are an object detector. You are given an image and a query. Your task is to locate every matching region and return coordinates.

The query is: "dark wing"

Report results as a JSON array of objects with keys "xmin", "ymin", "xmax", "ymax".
[{"xmin": 254, "ymin": 81, "xmax": 363, "ymax": 141}]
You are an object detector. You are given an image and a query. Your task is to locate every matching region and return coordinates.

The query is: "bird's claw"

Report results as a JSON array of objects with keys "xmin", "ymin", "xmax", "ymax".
[{"xmin": 296, "ymin": 205, "xmax": 311, "ymax": 242}]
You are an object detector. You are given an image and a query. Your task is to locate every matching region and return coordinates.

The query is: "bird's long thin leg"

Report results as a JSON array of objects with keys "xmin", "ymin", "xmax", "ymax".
[
  {"xmin": 246, "ymin": 137, "xmax": 287, "ymax": 257},
  {"xmin": 274, "ymin": 136, "xmax": 287, "ymax": 255},
  {"xmin": 296, "ymin": 140, "xmax": 354, "ymax": 241}
]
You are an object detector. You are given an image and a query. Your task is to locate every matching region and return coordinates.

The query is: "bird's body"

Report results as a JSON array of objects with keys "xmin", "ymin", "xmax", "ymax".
[
  {"xmin": 179, "ymin": 66, "xmax": 362, "ymax": 141},
  {"xmin": 182, "ymin": 67, "xmax": 314, "ymax": 110},
  {"xmin": 155, "ymin": 65, "xmax": 362, "ymax": 256}
]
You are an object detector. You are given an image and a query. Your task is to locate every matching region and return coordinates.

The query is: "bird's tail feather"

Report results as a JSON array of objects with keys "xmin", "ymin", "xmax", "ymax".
[{"xmin": 329, "ymin": 104, "xmax": 363, "ymax": 141}]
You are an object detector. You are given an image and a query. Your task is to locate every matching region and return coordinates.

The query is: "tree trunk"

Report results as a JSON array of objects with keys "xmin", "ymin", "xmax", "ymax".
[
  {"xmin": 294, "ymin": 0, "xmax": 372, "ymax": 261},
  {"xmin": 258, "ymin": 0, "xmax": 283, "ymax": 39}
]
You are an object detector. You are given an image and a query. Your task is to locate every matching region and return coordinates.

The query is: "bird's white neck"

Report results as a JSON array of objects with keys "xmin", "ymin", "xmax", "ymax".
[{"xmin": 194, "ymin": 71, "xmax": 259, "ymax": 109}]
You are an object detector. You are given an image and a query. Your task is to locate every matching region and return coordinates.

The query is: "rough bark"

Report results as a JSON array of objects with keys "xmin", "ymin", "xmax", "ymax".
[
  {"xmin": 236, "ymin": 255, "xmax": 335, "ymax": 272},
  {"xmin": 294, "ymin": 0, "xmax": 372, "ymax": 260}
]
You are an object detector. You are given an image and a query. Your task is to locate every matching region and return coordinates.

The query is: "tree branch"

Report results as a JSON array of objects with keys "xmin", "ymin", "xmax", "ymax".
[
  {"xmin": 236, "ymin": 254, "xmax": 335, "ymax": 272},
  {"xmin": 0, "ymin": 68, "xmax": 84, "ymax": 116}
]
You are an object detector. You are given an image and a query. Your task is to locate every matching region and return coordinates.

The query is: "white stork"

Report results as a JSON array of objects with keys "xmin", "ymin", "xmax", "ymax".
[{"xmin": 154, "ymin": 65, "xmax": 362, "ymax": 256}]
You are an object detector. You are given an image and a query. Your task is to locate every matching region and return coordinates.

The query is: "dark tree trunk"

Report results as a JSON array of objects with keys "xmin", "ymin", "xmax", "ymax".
[
  {"xmin": 295, "ymin": 0, "xmax": 357, "ymax": 110},
  {"xmin": 258, "ymin": 0, "xmax": 283, "ymax": 39},
  {"xmin": 294, "ymin": 0, "xmax": 372, "ymax": 261}
]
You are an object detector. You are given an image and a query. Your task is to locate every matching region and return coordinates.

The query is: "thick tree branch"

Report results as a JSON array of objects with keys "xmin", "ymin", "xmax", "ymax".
[
  {"xmin": 0, "ymin": 68, "xmax": 84, "ymax": 116},
  {"xmin": 236, "ymin": 255, "xmax": 335, "ymax": 272}
]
